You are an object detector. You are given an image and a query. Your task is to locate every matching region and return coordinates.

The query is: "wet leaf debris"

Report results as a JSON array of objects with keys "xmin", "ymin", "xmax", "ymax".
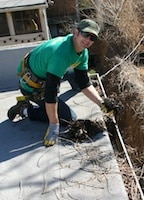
[{"xmin": 60, "ymin": 119, "xmax": 107, "ymax": 143}]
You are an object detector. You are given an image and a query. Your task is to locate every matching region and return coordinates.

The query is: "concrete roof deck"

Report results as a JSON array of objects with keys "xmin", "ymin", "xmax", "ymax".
[{"xmin": 0, "ymin": 81, "xmax": 128, "ymax": 200}]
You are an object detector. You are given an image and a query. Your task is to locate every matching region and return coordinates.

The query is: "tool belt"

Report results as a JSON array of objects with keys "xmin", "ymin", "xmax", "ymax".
[{"xmin": 18, "ymin": 53, "xmax": 45, "ymax": 89}]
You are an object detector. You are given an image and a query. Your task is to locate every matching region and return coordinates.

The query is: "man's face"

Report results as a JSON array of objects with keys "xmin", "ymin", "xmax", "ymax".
[{"xmin": 74, "ymin": 29, "xmax": 96, "ymax": 52}]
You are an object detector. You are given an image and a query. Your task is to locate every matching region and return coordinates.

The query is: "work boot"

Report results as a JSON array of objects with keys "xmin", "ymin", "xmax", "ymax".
[{"xmin": 7, "ymin": 100, "xmax": 31, "ymax": 121}]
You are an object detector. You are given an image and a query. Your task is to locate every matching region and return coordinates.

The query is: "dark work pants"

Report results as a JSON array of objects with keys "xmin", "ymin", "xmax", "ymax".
[
  {"xmin": 28, "ymin": 98, "xmax": 76, "ymax": 125},
  {"xmin": 63, "ymin": 68, "xmax": 80, "ymax": 91},
  {"xmin": 20, "ymin": 68, "xmax": 80, "ymax": 125},
  {"xmin": 20, "ymin": 88, "xmax": 77, "ymax": 126}
]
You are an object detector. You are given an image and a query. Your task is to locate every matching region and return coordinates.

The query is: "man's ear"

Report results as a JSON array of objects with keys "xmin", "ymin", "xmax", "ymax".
[{"xmin": 73, "ymin": 28, "xmax": 79, "ymax": 36}]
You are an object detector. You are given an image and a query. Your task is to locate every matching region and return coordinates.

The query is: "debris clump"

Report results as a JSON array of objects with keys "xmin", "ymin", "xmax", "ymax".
[{"xmin": 62, "ymin": 119, "xmax": 106, "ymax": 143}]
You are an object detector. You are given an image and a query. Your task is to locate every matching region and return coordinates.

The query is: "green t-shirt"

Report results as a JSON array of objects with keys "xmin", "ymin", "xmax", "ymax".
[{"xmin": 18, "ymin": 34, "xmax": 89, "ymax": 91}]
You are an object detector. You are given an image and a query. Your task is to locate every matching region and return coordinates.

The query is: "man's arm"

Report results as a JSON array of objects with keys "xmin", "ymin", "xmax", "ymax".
[
  {"xmin": 45, "ymin": 102, "xmax": 59, "ymax": 124},
  {"xmin": 45, "ymin": 72, "xmax": 60, "ymax": 124},
  {"xmin": 74, "ymin": 69, "xmax": 103, "ymax": 106},
  {"xmin": 82, "ymin": 84, "xmax": 103, "ymax": 106},
  {"xmin": 44, "ymin": 72, "xmax": 60, "ymax": 147}
]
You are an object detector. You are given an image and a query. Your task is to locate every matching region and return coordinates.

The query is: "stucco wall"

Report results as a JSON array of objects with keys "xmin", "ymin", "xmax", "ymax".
[{"xmin": 0, "ymin": 42, "xmax": 42, "ymax": 92}]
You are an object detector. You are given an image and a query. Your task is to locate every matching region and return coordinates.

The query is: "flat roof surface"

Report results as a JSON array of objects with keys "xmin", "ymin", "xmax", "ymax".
[
  {"xmin": 0, "ymin": 0, "xmax": 47, "ymax": 9},
  {"xmin": 0, "ymin": 81, "xmax": 128, "ymax": 200}
]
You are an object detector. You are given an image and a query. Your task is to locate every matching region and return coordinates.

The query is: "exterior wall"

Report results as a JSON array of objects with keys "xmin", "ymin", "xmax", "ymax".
[
  {"xmin": 47, "ymin": 0, "xmax": 77, "ymax": 37},
  {"xmin": 0, "ymin": 33, "xmax": 45, "ymax": 46},
  {"xmin": 48, "ymin": 0, "xmax": 75, "ymax": 17},
  {"xmin": 89, "ymin": 39, "xmax": 108, "ymax": 75},
  {"xmin": 0, "ymin": 7, "xmax": 49, "ymax": 46},
  {"xmin": 0, "ymin": 42, "xmax": 42, "ymax": 91},
  {"xmin": 0, "ymin": 3, "xmax": 49, "ymax": 91},
  {"xmin": 47, "ymin": 0, "xmax": 94, "ymax": 37}
]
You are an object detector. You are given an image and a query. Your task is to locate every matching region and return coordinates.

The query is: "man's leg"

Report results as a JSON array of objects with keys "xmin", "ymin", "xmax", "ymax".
[
  {"xmin": 7, "ymin": 95, "xmax": 31, "ymax": 121},
  {"xmin": 58, "ymin": 98, "xmax": 77, "ymax": 125},
  {"xmin": 7, "ymin": 88, "xmax": 38, "ymax": 121},
  {"xmin": 27, "ymin": 98, "xmax": 77, "ymax": 125},
  {"xmin": 63, "ymin": 68, "xmax": 80, "ymax": 91},
  {"xmin": 7, "ymin": 86, "xmax": 77, "ymax": 124}
]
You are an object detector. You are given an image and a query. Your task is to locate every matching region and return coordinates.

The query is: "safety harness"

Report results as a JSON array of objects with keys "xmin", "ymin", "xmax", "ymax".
[{"xmin": 17, "ymin": 53, "xmax": 45, "ymax": 89}]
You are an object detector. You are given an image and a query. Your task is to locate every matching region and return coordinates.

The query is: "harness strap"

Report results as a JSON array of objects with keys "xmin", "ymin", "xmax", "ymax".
[
  {"xmin": 18, "ymin": 53, "xmax": 45, "ymax": 89},
  {"xmin": 22, "ymin": 73, "xmax": 44, "ymax": 89},
  {"xmin": 17, "ymin": 53, "xmax": 30, "ymax": 77}
]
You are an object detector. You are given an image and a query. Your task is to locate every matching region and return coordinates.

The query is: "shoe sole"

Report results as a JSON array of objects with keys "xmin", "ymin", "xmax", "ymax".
[{"xmin": 7, "ymin": 105, "xmax": 19, "ymax": 121}]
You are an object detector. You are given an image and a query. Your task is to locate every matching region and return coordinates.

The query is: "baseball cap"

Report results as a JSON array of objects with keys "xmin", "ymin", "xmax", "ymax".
[{"xmin": 77, "ymin": 19, "xmax": 100, "ymax": 37}]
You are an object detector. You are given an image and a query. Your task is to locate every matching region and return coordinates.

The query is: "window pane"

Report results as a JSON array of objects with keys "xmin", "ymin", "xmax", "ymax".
[
  {"xmin": 0, "ymin": 13, "xmax": 10, "ymax": 36},
  {"xmin": 12, "ymin": 10, "xmax": 42, "ymax": 35}
]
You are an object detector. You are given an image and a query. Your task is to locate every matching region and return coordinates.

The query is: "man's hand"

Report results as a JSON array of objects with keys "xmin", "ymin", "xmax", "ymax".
[
  {"xmin": 44, "ymin": 123, "xmax": 59, "ymax": 147},
  {"xmin": 101, "ymin": 95, "xmax": 123, "ymax": 115}
]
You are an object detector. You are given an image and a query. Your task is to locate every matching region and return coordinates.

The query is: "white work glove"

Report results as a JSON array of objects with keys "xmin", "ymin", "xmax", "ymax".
[{"xmin": 43, "ymin": 123, "xmax": 59, "ymax": 147}]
